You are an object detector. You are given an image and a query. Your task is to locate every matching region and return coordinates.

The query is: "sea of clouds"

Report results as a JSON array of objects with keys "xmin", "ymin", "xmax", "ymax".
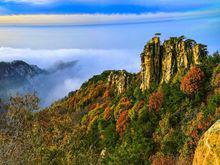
[{"xmin": 0, "ymin": 47, "xmax": 140, "ymax": 106}]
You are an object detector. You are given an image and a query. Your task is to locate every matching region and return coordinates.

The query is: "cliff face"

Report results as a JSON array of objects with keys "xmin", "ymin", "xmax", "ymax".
[
  {"xmin": 108, "ymin": 70, "xmax": 134, "ymax": 94},
  {"xmin": 140, "ymin": 36, "xmax": 207, "ymax": 91},
  {"xmin": 193, "ymin": 120, "xmax": 220, "ymax": 165},
  {"xmin": 140, "ymin": 36, "xmax": 162, "ymax": 90}
]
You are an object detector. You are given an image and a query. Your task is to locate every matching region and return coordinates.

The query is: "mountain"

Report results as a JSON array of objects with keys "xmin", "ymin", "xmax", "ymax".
[
  {"xmin": 0, "ymin": 36, "xmax": 219, "ymax": 164},
  {"xmin": 0, "ymin": 60, "xmax": 46, "ymax": 99}
]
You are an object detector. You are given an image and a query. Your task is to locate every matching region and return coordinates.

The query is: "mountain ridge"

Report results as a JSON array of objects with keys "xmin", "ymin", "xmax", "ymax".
[{"xmin": 0, "ymin": 35, "xmax": 219, "ymax": 164}]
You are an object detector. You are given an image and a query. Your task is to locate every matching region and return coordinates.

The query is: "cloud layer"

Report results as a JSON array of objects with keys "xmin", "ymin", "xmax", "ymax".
[
  {"xmin": 0, "ymin": 9, "xmax": 219, "ymax": 26},
  {"xmin": 0, "ymin": 47, "xmax": 139, "ymax": 106}
]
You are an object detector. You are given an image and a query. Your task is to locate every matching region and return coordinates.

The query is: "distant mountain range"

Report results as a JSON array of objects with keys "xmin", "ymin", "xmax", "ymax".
[
  {"xmin": 0, "ymin": 59, "xmax": 78, "ymax": 107},
  {"xmin": 0, "ymin": 60, "xmax": 46, "ymax": 99}
]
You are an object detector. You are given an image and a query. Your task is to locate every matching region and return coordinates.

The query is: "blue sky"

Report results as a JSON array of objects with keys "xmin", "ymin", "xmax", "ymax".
[
  {"xmin": 0, "ymin": 0, "xmax": 219, "ymax": 53},
  {"xmin": 0, "ymin": 0, "xmax": 219, "ymax": 27},
  {"xmin": 0, "ymin": 0, "xmax": 220, "ymax": 14},
  {"xmin": 0, "ymin": 0, "xmax": 219, "ymax": 55}
]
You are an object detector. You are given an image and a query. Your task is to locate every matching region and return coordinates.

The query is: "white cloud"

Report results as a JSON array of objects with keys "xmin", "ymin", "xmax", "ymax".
[
  {"xmin": 0, "ymin": 47, "xmax": 139, "ymax": 70},
  {"xmin": 0, "ymin": 9, "xmax": 219, "ymax": 26}
]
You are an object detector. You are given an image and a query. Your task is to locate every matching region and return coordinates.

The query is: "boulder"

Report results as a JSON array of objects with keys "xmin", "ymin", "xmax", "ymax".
[{"xmin": 193, "ymin": 120, "xmax": 220, "ymax": 165}]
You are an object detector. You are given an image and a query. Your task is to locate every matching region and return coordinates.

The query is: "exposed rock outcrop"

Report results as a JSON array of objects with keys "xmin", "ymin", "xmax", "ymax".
[
  {"xmin": 140, "ymin": 36, "xmax": 162, "ymax": 90},
  {"xmin": 108, "ymin": 70, "xmax": 134, "ymax": 94},
  {"xmin": 193, "ymin": 120, "xmax": 220, "ymax": 165},
  {"xmin": 140, "ymin": 36, "xmax": 207, "ymax": 91}
]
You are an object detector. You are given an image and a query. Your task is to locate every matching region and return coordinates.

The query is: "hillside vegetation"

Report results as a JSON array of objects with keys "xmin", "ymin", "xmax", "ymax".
[{"xmin": 0, "ymin": 36, "xmax": 219, "ymax": 164}]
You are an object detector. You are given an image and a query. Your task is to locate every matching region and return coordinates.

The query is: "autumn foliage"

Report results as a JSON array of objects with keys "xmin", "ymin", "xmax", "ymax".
[
  {"xmin": 151, "ymin": 154, "xmax": 175, "ymax": 165},
  {"xmin": 148, "ymin": 91, "xmax": 164, "ymax": 112},
  {"xmin": 116, "ymin": 110, "xmax": 130, "ymax": 137},
  {"xmin": 103, "ymin": 107, "xmax": 112, "ymax": 121},
  {"xmin": 180, "ymin": 66, "xmax": 205, "ymax": 95}
]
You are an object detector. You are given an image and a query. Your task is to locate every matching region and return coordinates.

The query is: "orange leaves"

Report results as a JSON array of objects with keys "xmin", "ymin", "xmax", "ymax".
[
  {"xmin": 116, "ymin": 110, "xmax": 130, "ymax": 137},
  {"xmin": 148, "ymin": 91, "xmax": 164, "ymax": 112},
  {"xmin": 180, "ymin": 66, "xmax": 205, "ymax": 95},
  {"xmin": 114, "ymin": 97, "xmax": 132, "ymax": 119},
  {"xmin": 103, "ymin": 90, "xmax": 110, "ymax": 98},
  {"xmin": 104, "ymin": 107, "xmax": 112, "ymax": 121}
]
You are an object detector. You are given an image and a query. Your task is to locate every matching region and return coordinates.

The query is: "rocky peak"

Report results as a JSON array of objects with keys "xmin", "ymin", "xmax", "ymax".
[
  {"xmin": 107, "ymin": 70, "xmax": 133, "ymax": 94},
  {"xmin": 140, "ymin": 36, "xmax": 162, "ymax": 90},
  {"xmin": 140, "ymin": 36, "xmax": 207, "ymax": 91}
]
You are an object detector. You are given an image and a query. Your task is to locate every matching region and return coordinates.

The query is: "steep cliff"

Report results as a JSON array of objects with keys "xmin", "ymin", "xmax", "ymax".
[
  {"xmin": 140, "ymin": 36, "xmax": 207, "ymax": 91},
  {"xmin": 140, "ymin": 36, "xmax": 162, "ymax": 90},
  {"xmin": 108, "ymin": 70, "xmax": 134, "ymax": 94},
  {"xmin": 193, "ymin": 120, "xmax": 220, "ymax": 165}
]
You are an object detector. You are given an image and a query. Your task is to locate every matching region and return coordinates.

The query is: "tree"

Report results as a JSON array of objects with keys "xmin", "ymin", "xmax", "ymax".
[
  {"xmin": 148, "ymin": 91, "xmax": 164, "ymax": 112},
  {"xmin": 177, "ymin": 35, "xmax": 186, "ymax": 43},
  {"xmin": 155, "ymin": 33, "xmax": 161, "ymax": 36},
  {"xmin": 116, "ymin": 110, "xmax": 130, "ymax": 138},
  {"xmin": 1, "ymin": 93, "xmax": 40, "ymax": 164},
  {"xmin": 180, "ymin": 67, "xmax": 205, "ymax": 95},
  {"xmin": 7, "ymin": 93, "xmax": 39, "ymax": 134}
]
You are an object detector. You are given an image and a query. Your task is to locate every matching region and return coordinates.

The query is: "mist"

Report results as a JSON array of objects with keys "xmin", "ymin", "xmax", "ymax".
[{"xmin": 0, "ymin": 47, "xmax": 140, "ymax": 106}]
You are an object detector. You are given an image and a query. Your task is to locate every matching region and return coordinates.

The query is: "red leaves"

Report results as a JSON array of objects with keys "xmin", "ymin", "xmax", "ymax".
[
  {"xmin": 116, "ymin": 110, "xmax": 130, "ymax": 137},
  {"xmin": 151, "ymin": 154, "xmax": 175, "ymax": 165},
  {"xmin": 136, "ymin": 100, "xmax": 145, "ymax": 110},
  {"xmin": 120, "ymin": 97, "xmax": 132, "ymax": 109},
  {"xmin": 180, "ymin": 66, "xmax": 205, "ymax": 95},
  {"xmin": 88, "ymin": 103, "xmax": 99, "ymax": 111},
  {"xmin": 148, "ymin": 91, "xmax": 164, "ymax": 112}
]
